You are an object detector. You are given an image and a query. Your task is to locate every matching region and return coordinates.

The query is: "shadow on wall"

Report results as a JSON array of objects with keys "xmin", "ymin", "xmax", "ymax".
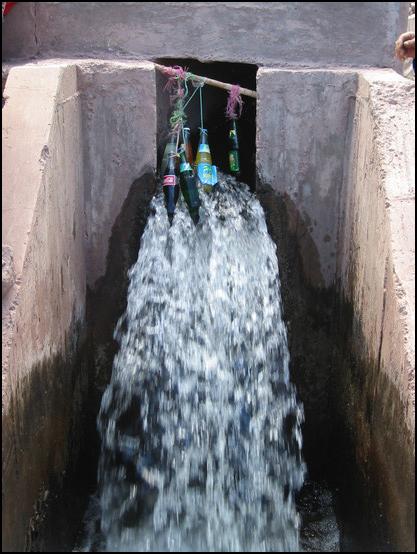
[
  {"xmin": 257, "ymin": 183, "xmax": 415, "ymax": 552},
  {"xmin": 2, "ymin": 315, "xmax": 88, "ymax": 552},
  {"xmin": 83, "ymin": 170, "xmax": 157, "ymax": 483}
]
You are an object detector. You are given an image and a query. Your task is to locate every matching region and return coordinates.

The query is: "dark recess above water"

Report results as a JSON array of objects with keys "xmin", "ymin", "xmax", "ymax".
[{"xmin": 155, "ymin": 58, "xmax": 258, "ymax": 190}]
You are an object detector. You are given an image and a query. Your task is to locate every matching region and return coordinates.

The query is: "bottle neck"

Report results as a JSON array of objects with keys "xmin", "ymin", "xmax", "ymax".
[
  {"xmin": 229, "ymin": 120, "xmax": 239, "ymax": 148},
  {"xmin": 199, "ymin": 128, "xmax": 209, "ymax": 145},
  {"xmin": 178, "ymin": 149, "xmax": 187, "ymax": 164},
  {"xmin": 166, "ymin": 153, "xmax": 177, "ymax": 174},
  {"xmin": 183, "ymin": 128, "xmax": 191, "ymax": 144}
]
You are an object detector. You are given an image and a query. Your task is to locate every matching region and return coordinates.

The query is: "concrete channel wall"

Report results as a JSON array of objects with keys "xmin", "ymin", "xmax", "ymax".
[
  {"xmin": 257, "ymin": 66, "xmax": 415, "ymax": 550},
  {"xmin": 1, "ymin": 2, "xmax": 414, "ymax": 551},
  {"xmin": 2, "ymin": 61, "xmax": 156, "ymax": 551},
  {"xmin": 257, "ymin": 68, "xmax": 358, "ymax": 287},
  {"xmin": 337, "ymin": 70, "xmax": 415, "ymax": 550},
  {"xmin": 2, "ymin": 58, "xmax": 414, "ymax": 552},
  {"xmin": 339, "ymin": 70, "xmax": 415, "ymax": 433},
  {"xmin": 2, "ymin": 64, "xmax": 86, "ymax": 551}
]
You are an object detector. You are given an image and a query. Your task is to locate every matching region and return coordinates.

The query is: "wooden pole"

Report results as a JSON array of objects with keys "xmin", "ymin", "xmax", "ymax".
[{"xmin": 153, "ymin": 62, "xmax": 257, "ymax": 99}]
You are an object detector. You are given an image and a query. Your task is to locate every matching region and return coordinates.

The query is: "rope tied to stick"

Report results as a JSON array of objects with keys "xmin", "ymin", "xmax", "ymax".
[
  {"xmin": 225, "ymin": 84, "xmax": 243, "ymax": 120},
  {"xmin": 164, "ymin": 65, "xmax": 190, "ymax": 133},
  {"xmin": 163, "ymin": 65, "xmax": 205, "ymax": 143}
]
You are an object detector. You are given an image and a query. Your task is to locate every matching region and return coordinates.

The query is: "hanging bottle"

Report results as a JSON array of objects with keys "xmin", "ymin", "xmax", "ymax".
[
  {"xmin": 181, "ymin": 127, "xmax": 194, "ymax": 167},
  {"xmin": 160, "ymin": 131, "xmax": 178, "ymax": 177},
  {"xmin": 228, "ymin": 119, "xmax": 240, "ymax": 178},
  {"xmin": 195, "ymin": 128, "xmax": 214, "ymax": 193},
  {"xmin": 163, "ymin": 152, "xmax": 180, "ymax": 225},
  {"xmin": 178, "ymin": 147, "xmax": 201, "ymax": 224}
]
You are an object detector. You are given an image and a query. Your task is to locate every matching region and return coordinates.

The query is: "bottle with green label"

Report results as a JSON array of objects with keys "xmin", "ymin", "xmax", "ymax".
[
  {"xmin": 178, "ymin": 147, "xmax": 201, "ymax": 224},
  {"xmin": 195, "ymin": 128, "xmax": 214, "ymax": 193},
  {"xmin": 228, "ymin": 119, "xmax": 240, "ymax": 177}
]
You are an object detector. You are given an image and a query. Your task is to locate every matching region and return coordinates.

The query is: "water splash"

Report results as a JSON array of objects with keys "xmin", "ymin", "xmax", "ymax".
[{"xmin": 85, "ymin": 172, "xmax": 305, "ymax": 552}]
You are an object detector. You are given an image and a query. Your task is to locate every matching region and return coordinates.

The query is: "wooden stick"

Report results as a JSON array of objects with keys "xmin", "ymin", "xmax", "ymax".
[{"xmin": 153, "ymin": 62, "xmax": 257, "ymax": 99}]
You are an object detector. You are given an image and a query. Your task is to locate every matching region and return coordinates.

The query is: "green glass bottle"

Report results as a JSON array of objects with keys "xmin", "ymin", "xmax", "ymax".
[
  {"xmin": 178, "ymin": 147, "xmax": 201, "ymax": 224},
  {"xmin": 228, "ymin": 119, "xmax": 240, "ymax": 177},
  {"xmin": 181, "ymin": 127, "xmax": 194, "ymax": 167}
]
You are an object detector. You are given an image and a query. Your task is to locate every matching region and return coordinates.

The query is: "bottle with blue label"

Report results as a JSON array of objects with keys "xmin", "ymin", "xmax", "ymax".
[{"xmin": 195, "ymin": 128, "xmax": 214, "ymax": 193}]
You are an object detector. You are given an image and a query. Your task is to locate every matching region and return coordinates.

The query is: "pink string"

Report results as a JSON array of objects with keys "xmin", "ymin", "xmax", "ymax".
[
  {"xmin": 163, "ymin": 65, "xmax": 189, "ymax": 107},
  {"xmin": 226, "ymin": 84, "xmax": 243, "ymax": 120},
  {"xmin": 162, "ymin": 65, "xmax": 186, "ymax": 79},
  {"xmin": 163, "ymin": 66, "xmax": 186, "ymax": 92}
]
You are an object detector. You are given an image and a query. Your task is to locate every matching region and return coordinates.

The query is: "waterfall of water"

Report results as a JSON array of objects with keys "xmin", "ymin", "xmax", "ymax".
[{"xmin": 83, "ymin": 172, "xmax": 305, "ymax": 552}]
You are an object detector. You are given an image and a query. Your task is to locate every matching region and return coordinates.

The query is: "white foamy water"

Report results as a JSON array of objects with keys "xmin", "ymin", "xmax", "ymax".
[{"xmin": 82, "ymin": 173, "xmax": 305, "ymax": 552}]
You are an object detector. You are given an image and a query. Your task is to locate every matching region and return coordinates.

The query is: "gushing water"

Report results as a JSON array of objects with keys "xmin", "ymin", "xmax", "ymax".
[{"xmin": 83, "ymin": 173, "xmax": 305, "ymax": 552}]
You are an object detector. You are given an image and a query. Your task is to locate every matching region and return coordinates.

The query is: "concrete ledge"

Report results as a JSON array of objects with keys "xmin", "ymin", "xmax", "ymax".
[{"xmin": 2, "ymin": 2, "xmax": 408, "ymax": 69}]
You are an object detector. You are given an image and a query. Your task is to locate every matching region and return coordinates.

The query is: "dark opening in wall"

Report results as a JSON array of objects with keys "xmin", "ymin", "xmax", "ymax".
[{"xmin": 155, "ymin": 58, "xmax": 258, "ymax": 190}]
